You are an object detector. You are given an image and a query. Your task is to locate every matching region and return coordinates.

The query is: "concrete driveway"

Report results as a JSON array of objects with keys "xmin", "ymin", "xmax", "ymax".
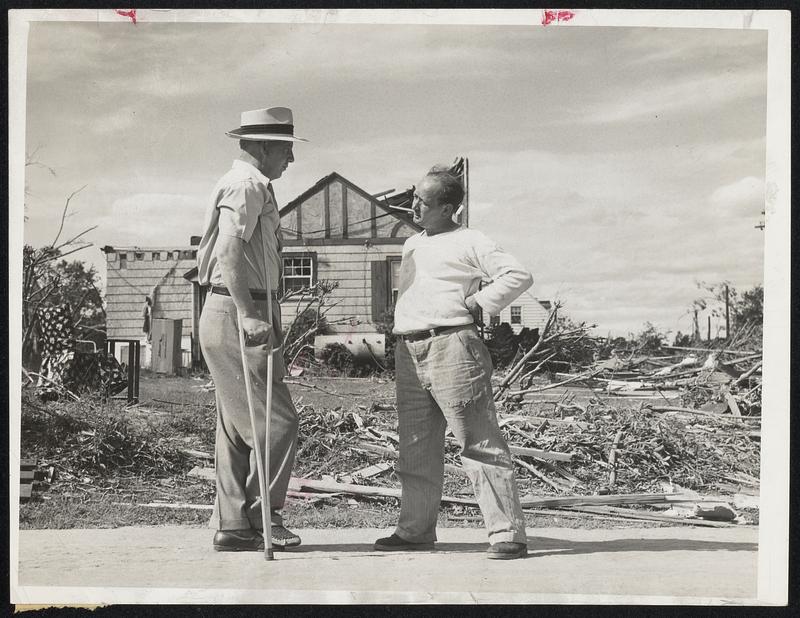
[{"xmin": 14, "ymin": 525, "xmax": 759, "ymax": 604}]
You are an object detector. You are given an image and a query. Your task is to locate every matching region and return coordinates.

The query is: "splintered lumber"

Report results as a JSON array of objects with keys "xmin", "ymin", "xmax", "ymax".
[
  {"xmin": 725, "ymin": 391, "xmax": 742, "ymax": 418},
  {"xmin": 558, "ymin": 505, "xmax": 737, "ymax": 528},
  {"xmin": 288, "ymin": 477, "xmax": 476, "ymax": 505},
  {"xmin": 181, "ymin": 448, "xmax": 214, "ymax": 460},
  {"xmin": 517, "ymin": 492, "xmax": 692, "ymax": 509},
  {"xmin": 340, "ymin": 462, "xmax": 393, "ymax": 484},
  {"xmin": 187, "ymin": 466, "xmax": 216, "ymax": 481},
  {"xmin": 113, "ymin": 502, "xmax": 214, "ymax": 510},
  {"xmin": 645, "ymin": 405, "xmax": 750, "ymax": 424},
  {"xmin": 608, "ymin": 431, "xmax": 624, "ymax": 486}
]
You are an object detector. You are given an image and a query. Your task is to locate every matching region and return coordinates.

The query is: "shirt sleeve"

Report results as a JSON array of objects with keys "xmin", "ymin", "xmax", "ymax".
[
  {"xmin": 216, "ymin": 180, "xmax": 264, "ymax": 242},
  {"xmin": 470, "ymin": 232, "xmax": 534, "ymax": 316}
]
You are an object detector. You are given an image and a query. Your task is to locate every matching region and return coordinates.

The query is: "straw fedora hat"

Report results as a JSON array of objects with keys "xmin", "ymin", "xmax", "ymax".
[{"xmin": 226, "ymin": 107, "xmax": 308, "ymax": 142}]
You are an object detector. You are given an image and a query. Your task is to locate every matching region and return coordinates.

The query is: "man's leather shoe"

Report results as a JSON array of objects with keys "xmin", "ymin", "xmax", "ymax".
[
  {"xmin": 213, "ymin": 529, "xmax": 264, "ymax": 552},
  {"xmin": 374, "ymin": 533, "xmax": 434, "ymax": 551},
  {"xmin": 486, "ymin": 541, "xmax": 527, "ymax": 560},
  {"xmin": 270, "ymin": 525, "xmax": 301, "ymax": 548}
]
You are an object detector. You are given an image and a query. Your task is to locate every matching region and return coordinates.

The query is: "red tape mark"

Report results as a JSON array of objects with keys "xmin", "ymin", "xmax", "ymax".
[
  {"xmin": 115, "ymin": 9, "xmax": 137, "ymax": 24},
  {"xmin": 542, "ymin": 9, "xmax": 576, "ymax": 26}
]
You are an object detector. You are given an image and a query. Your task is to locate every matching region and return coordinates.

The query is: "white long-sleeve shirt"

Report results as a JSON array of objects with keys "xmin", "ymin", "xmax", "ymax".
[{"xmin": 393, "ymin": 227, "xmax": 533, "ymax": 334}]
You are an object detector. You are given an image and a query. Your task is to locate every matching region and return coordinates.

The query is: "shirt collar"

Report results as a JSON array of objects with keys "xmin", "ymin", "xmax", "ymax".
[{"xmin": 232, "ymin": 152, "xmax": 271, "ymax": 185}]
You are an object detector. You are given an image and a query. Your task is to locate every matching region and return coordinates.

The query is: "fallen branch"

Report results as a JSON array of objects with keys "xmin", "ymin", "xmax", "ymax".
[
  {"xmin": 509, "ymin": 369, "xmax": 603, "ymax": 396},
  {"xmin": 733, "ymin": 361, "xmax": 762, "ymax": 386},
  {"xmin": 512, "ymin": 457, "xmax": 565, "ymax": 492}
]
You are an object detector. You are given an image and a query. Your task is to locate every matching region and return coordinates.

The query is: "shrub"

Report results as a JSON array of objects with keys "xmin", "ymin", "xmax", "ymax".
[
  {"xmin": 21, "ymin": 392, "xmax": 188, "ymax": 477},
  {"xmin": 318, "ymin": 343, "xmax": 373, "ymax": 377}
]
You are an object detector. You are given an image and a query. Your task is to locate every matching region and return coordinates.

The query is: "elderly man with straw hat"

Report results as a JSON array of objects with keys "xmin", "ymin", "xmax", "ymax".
[{"xmin": 196, "ymin": 107, "xmax": 306, "ymax": 552}]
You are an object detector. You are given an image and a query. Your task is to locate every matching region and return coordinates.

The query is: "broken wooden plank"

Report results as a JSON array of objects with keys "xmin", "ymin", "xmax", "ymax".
[
  {"xmin": 645, "ymin": 405, "xmax": 749, "ymax": 424},
  {"xmin": 340, "ymin": 462, "xmax": 393, "ymax": 484},
  {"xmin": 608, "ymin": 430, "xmax": 623, "ymax": 486},
  {"xmin": 288, "ymin": 477, "xmax": 476, "ymax": 505},
  {"xmin": 187, "ymin": 466, "xmax": 216, "ymax": 482},
  {"xmin": 180, "ymin": 448, "xmax": 214, "ymax": 460},
  {"xmin": 518, "ymin": 492, "xmax": 694, "ymax": 509},
  {"xmin": 561, "ymin": 505, "xmax": 737, "ymax": 528},
  {"xmin": 112, "ymin": 501, "xmax": 214, "ymax": 510},
  {"xmin": 724, "ymin": 390, "xmax": 742, "ymax": 418}
]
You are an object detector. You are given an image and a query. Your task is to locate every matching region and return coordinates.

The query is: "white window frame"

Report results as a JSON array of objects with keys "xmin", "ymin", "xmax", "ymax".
[
  {"xmin": 282, "ymin": 254, "xmax": 316, "ymax": 295},
  {"xmin": 510, "ymin": 305, "xmax": 522, "ymax": 325}
]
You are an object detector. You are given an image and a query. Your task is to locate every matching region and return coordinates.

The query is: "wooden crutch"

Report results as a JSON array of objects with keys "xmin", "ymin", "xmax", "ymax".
[{"xmin": 237, "ymin": 300, "xmax": 274, "ymax": 561}]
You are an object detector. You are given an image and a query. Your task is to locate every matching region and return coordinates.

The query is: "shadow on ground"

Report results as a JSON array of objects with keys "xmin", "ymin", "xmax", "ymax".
[
  {"xmin": 527, "ymin": 536, "xmax": 758, "ymax": 558},
  {"xmin": 275, "ymin": 535, "xmax": 757, "ymax": 560}
]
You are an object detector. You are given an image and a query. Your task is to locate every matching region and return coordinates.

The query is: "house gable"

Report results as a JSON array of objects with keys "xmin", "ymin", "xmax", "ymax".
[{"xmin": 279, "ymin": 173, "xmax": 421, "ymax": 246}]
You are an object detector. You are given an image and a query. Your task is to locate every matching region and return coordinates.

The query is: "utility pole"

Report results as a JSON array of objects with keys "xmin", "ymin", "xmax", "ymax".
[
  {"xmin": 725, "ymin": 284, "xmax": 730, "ymax": 340},
  {"xmin": 707, "ymin": 315, "xmax": 711, "ymax": 342}
]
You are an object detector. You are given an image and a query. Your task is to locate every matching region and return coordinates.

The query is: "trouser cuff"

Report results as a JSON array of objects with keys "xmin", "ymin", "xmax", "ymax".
[
  {"xmin": 249, "ymin": 511, "xmax": 283, "ymax": 529},
  {"xmin": 395, "ymin": 527, "xmax": 437, "ymax": 543},
  {"xmin": 488, "ymin": 530, "xmax": 527, "ymax": 544},
  {"xmin": 216, "ymin": 518, "xmax": 253, "ymax": 531}
]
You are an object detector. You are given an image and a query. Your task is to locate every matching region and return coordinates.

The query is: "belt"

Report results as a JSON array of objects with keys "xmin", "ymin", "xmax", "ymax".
[
  {"xmin": 398, "ymin": 324, "xmax": 472, "ymax": 343},
  {"xmin": 211, "ymin": 286, "xmax": 278, "ymax": 301}
]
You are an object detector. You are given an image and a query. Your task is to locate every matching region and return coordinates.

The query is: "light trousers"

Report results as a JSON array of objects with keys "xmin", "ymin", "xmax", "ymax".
[
  {"xmin": 199, "ymin": 292, "xmax": 299, "ymax": 530},
  {"xmin": 394, "ymin": 325, "xmax": 527, "ymax": 544}
]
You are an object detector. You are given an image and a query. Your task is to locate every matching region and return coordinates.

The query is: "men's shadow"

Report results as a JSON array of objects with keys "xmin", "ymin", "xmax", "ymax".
[
  {"xmin": 527, "ymin": 536, "xmax": 758, "ymax": 559},
  {"xmin": 290, "ymin": 537, "xmax": 757, "ymax": 559},
  {"xmin": 288, "ymin": 541, "xmax": 486, "ymax": 555}
]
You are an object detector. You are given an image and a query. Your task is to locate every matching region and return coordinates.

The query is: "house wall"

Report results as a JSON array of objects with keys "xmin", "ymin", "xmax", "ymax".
[
  {"xmin": 281, "ymin": 243, "xmax": 404, "ymax": 334},
  {"xmin": 496, "ymin": 292, "xmax": 550, "ymax": 335},
  {"xmin": 104, "ymin": 247, "xmax": 196, "ymax": 342}
]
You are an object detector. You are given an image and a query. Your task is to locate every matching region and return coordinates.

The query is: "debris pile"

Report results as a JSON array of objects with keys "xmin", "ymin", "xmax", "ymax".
[{"xmin": 283, "ymin": 387, "xmax": 758, "ymax": 526}]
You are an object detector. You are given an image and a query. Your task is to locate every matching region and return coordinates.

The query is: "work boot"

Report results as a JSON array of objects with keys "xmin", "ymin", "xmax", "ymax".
[
  {"xmin": 374, "ymin": 533, "xmax": 434, "ymax": 551},
  {"xmin": 486, "ymin": 541, "xmax": 528, "ymax": 560},
  {"xmin": 213, "ymin": 529, "xmax": 264, "ymax": 552}
]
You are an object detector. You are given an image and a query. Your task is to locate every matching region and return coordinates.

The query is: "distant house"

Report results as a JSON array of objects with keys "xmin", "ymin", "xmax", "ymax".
[
  {"xmin": 488, "ymin": 291, "xmax": 551, "ymax": 335},
  {"xmin": 100, "ymin": 244, "xmax": 198, "ymax": 368},
  {"xmin": 103, "ymin": 172, "xmax": 424, "ymax": 369}
]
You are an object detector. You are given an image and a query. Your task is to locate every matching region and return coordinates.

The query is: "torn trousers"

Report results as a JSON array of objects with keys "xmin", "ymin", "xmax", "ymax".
[
  {"xmin": 199, "ymin": 291, "xmax": 298, "ymax": 530},
  {"xmin": 394, "ymin": 325, "xmax": 527, "ymax": 544}
]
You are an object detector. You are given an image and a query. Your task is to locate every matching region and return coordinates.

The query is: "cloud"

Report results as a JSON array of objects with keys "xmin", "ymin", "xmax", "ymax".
[
  {"xmin": 709, "ymin": 176, "xmax": 765, "ymax": 218},
  {"xmin": 97, "ymin": 193, "xmax": 206, "ymax": 246}
]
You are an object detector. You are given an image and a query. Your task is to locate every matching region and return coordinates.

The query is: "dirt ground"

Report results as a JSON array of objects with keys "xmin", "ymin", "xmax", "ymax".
[{"xmin": 14, "ymin": 525, "xmax": 759, "ymax": 604}]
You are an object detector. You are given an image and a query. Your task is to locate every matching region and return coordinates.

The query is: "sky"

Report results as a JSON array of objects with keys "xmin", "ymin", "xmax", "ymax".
[{"xmin": 21, "ymin": 18, "xmax": 768, "ymax": 338}]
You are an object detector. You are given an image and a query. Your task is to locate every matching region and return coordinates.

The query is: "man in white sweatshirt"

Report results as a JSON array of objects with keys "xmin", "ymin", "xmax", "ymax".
[{"xmin": 374, "ymin": 169, "xmax": 532, "ymax": 559}]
